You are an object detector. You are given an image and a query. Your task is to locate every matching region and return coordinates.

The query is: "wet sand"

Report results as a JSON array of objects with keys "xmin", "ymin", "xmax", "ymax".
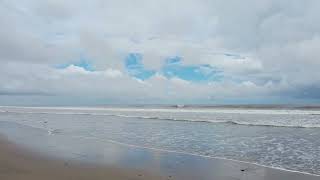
[
  {"xmin": 0, "ymin": 136, "xmax": 164, "ymax": 180},
  {"xmin": 1, "ymin": 134, "xmax": 319, "ymax": 180}
]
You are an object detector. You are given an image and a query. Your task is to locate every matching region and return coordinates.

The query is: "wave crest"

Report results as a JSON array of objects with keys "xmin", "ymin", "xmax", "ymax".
[{"xmin": 1, "ymin": 110, "xmax": 320, "ymax": 128}]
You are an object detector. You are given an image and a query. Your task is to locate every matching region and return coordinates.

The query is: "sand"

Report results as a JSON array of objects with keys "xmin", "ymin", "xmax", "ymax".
[
  {"xmin": 0, "ymin": 134, "xmax": 319, "ymax": 180},
  {"xmin": 0, "ymin": 136, "xmax": 163, "ymax": 180}
]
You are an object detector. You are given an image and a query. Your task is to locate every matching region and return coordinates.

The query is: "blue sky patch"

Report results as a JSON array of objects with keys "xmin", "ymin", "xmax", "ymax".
[
  {"xmin": 124, "ymin": 54, "xmax": 222, "ymax": 82},
  {"xmin": 162, "ymin": 56, "xmax": 222, "ymax": 82},
  {"xmin": 125, "ymin": 53, "xmax": 156, "ymax": 80}
]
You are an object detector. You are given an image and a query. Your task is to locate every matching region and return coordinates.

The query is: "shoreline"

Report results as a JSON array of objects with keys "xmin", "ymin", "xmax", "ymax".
[
  {"xmin": 105, "ymin": 138, "xmax": 320, "ymax": 177},
  {"xmin": 1, "ymin": 134, "xmax": 319, "ymax": 180},
  {"xmin": 1, "ymin": 108, "xmax": 320, "ymax": 179}
]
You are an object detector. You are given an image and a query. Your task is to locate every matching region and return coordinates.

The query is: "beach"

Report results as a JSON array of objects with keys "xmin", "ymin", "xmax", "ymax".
[
  {"xmin": 1, "ymin": 0, "xmax": 319, "ymax": 179},
  {"xmin": 1, "ymin": 134, "xmax": 319, "ymax": 180},
  {"xmin": 0, "ymin": 135, "xmax": 162, "ymax": 180},
  {"xmin": 0, "ymin": 106, "xmax": 320, "ymax": 180}
]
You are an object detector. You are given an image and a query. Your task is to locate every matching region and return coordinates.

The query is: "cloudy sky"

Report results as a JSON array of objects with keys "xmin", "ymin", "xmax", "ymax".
[{"xmin": 0, "ymin": 0, "xmax": 320, "ymax": 105}]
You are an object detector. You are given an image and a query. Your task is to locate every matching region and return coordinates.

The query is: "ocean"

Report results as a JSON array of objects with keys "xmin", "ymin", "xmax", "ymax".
[{"xmin": 0, "ymin": 106, "xmax": 319, "ymax": 175}]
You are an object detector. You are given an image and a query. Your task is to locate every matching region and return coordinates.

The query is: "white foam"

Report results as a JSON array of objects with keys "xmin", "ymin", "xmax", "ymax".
[
  {"xmin": 1, "ymin": 107, "xmax": 320, "ymax": 128},
  {"xmin": 2, "ymin": 106, "xmax": 320, "ymax": 115}
]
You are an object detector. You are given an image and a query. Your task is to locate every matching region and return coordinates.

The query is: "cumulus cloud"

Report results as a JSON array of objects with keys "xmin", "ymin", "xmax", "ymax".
[{"xmin": 0, "ymin": 0, "xmax": 320, "ymax": 105}]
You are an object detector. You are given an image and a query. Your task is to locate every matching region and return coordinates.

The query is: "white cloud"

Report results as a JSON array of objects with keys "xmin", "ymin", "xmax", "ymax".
[{"xmin": 0, "ymin": 0, "xmax": 320, "ymax": 104}]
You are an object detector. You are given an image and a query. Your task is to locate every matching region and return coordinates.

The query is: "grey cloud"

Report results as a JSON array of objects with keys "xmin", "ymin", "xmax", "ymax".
[
  {"xmin": 0, "ymin": 91, "xmax": 54, "ymax": 96},
  {"xmin": 0, "ymin": 0, "xmax": 320, "ymax": 104}
]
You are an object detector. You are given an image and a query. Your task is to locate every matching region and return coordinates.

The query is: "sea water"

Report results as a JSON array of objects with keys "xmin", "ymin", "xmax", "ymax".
[{"xmin": 0, "ymin": 106, "xmax": 319, "ymax": 175}]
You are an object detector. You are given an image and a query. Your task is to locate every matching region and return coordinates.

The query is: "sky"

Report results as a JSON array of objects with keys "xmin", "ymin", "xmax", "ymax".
[{"xmin": 0, "ymin": 0, "xmax": 320, "ymax": 105}]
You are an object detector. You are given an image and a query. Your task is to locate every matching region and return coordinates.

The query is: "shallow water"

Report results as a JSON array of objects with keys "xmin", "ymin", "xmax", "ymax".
[{"xmin": 0, "ymin": 106, "xmax": 320, "ymax": 175}]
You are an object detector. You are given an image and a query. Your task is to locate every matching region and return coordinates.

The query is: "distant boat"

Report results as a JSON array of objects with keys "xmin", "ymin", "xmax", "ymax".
[{"xmin": 174, "ymin": 104, "xmax": 185, "ymax": 108}]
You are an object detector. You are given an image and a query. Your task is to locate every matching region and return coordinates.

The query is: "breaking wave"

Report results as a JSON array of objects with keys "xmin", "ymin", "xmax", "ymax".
[
  {"xmin": 1, "ymin": 109, "xmax": 320, "ymax": 128},
  {"xmin": 110, "ymin": 114, "xmax": 320, "ymax": 128}
]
